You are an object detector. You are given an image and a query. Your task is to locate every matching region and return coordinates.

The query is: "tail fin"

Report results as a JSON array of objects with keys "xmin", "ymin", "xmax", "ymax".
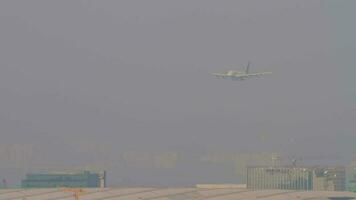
[{"xmin": 246, "ymin": 61, "xmax": 250, "ymax": 74}]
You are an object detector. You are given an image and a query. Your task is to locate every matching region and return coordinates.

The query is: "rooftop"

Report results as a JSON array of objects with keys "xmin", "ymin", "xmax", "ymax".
[{"xmin": 0, "ymin": 188, "xmax": 355, "ymax": 200}]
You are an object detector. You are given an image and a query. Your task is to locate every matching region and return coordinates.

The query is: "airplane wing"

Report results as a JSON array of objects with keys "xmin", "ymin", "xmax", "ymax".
[
  {"xmin": 246, "ymin": 72, "xmax": 272, "ymax": 77},
  {"xmin": 211, "ymin": 73, "xmax": 248, "ymax": 80},
  {"xmin": 210, "ymin": 73, "xmax": 228, "ymax": 78}
]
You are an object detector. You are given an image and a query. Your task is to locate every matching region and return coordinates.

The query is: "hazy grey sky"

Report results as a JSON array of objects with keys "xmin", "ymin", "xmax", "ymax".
[{"xmin": 0, "ymin": 0, "xmax": 355, "ymax": 186}]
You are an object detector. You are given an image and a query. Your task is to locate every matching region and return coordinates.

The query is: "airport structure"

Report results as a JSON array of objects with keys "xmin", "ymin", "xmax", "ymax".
[
  {"xmin": 247, "ymin": 166, "xmax": 345, "ymax": 191},
  {"xmin": 21, "ymin": 170, "xmax": 106, "ymax": 188},
  {"xmin": 313, "ymin": 167, "xmax": 346, "ymax": 191},
  {"xmin": 247, "ymin": 166, "xmax": 313, "ymax": 190},
  {"xmin": 348, "ymin": 174, "xmax": 356, "ymax": 192},
  {"xmin": 0, "ymin": 187, "xmax": 356, "ymax": 200}
]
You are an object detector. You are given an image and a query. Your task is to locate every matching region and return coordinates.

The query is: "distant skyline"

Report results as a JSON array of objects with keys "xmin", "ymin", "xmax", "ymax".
[{"xmin": 0, "ymin": 0, "xmax": 355, "ymax": 187}]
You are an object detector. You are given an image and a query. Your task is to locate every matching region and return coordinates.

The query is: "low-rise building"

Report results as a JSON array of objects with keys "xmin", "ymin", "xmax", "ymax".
[
  {"xmin": 21, "ymin": 171, "xmax": 106, "ymax": 188},
  {"xmin": 246, "ymin": 166, "xmax": 345, "ymax": 191},
  {"xmin": 312, "ymin": 167, "xmax": 346, "ymax": 191},
  {"xmin": 247, "ymin": 166, "xmax": 313, "ymax": 190},
  {"xmin": 347, "ymin": 174, "xmax": 356, "ymax": 192}
]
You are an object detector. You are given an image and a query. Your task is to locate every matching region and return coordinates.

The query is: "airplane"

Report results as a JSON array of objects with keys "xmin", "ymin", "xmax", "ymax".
[{"xmin": 210, "ymin": 62, "xmax": 272, "ymax": 81}]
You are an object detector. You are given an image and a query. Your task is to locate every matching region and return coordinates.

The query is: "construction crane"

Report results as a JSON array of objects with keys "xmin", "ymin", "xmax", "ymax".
[{"xmin": 59, "ymin": 188, "xmax": 86, "ymax": 200}]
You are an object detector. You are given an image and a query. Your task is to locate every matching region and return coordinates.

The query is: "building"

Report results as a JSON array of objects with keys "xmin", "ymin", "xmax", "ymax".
[
  {"xmin": 247, "ymin": 166, "xmax": 313, "ymax": 190},
  {"xmin": 196, "ymin": 184, "xmax": 247, "ymax": 189},
  {"xmin": 1, "ymin": 188, "xmax": 356, "ymax": 200},
  {"xmin": 347, "ymin": 174, "xmax": 356, "ymax": 192},
  {"xmin": 247, "ymin": 166, "xmax": 345, "ymax": 191},
  {"xmin": 349, "ymin": 179, "xmax": 356, "ymax": 192},
  {"xmin": 346, "ymin": 162, "xmax": 356, "ymax": 192},
  {"xmin": 21, "ymin": 171, "xmax": 106, "ymax": 188},
  {"xmin": 313, "ymin": 167, "xmax": 346, "ymax": 191}
]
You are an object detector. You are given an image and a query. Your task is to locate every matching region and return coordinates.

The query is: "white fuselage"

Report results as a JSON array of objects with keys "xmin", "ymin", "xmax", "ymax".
[
  {"xmin": 224, "ymin": 71, "xmax": 247, "ymax": 80},
  {"xmin": 226, "ymin": 70, "xmax": 245, "ymax": 76}
]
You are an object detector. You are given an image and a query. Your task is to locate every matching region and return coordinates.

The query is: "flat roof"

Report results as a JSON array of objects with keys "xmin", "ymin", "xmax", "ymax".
[
  {"xmin": 0, "ymin": 188, "xmax": 355, "ymax": 200},
  {"xmin": 247, "ymin": 165, "xmax": 346, "ymax": 169}
]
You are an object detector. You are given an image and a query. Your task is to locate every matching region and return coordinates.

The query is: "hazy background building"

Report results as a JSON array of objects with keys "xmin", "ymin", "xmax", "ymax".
[
  {"xmin": 247, "ymin": 166, "xmax": 312, "ymax": 190},
  {"xmin": 346, "ymin": 162, "xmax": 356, "ymax": 192},
  {"xmin": 21, "ymin": 171, "xmax": 106, "ymax": 188},
  {"xmin": 349, "ymin": 178, "xmax": 356, "ymax": 192},
  {"xmin": 312, "ymin": 167, "xmax": 346, "ymax": 191},
  {"xmin": 247, "ymin": 166, "xmax": 345, "ymax": 191}
]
